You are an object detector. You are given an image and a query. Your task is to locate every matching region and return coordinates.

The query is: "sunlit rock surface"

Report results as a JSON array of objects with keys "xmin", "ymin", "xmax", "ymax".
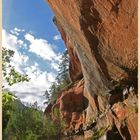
[{"xmin": 45, "ymin": 0, "xmax": 138, "ymax": 139}]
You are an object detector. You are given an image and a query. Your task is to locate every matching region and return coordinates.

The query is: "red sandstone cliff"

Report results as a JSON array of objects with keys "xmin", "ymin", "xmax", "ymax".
[{"xmin": 45, "ymin": 0, "xmax": 138, "ymax": 139}]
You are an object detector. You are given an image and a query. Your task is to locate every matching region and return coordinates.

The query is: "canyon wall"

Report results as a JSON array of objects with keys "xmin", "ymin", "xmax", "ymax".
[{"xmin": 45, "ymin": 0, "xmax": 138, "ymax": 139}]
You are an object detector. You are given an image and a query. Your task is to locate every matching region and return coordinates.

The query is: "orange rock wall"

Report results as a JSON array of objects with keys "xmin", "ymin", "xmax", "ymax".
[
  {"xmin": 51, "ymin": 80, "xmax": 86, "ymax": 131},
  {"xmin": 45, "ymin": 0, "xmax": 138, "ymax": 139},
  {"xmin": 47, "ymin": 0, "xmax": 137, "ymax": 97}
]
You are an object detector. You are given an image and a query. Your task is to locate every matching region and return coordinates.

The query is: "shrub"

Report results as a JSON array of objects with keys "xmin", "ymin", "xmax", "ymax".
[{"xmin": 3, "ymin": 99, "xmax": 62, "ymax": 139}]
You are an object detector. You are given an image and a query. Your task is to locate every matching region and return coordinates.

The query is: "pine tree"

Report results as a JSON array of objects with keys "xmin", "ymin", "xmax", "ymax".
[
  {"xmin": 45, "ymin": 50, "xmax": 71, "ymax": 104},
  {"xmin": 56, "ymin": 50, "xmax": 71, "ymax": 87}
]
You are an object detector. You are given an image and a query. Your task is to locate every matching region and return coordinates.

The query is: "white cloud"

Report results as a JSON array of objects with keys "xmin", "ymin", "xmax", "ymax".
[
  {"xmin": 17, "ymin": 40, "xmax": 24, "ymax": 46},
  {"xmin": 8, "ymin": 70, "xmax": 56, "ymax": 110},
  {"xmin": 10, "ymin": 30, "xmax": 20, "ymax": 36},
  {"xmin": 2, "ymin": 28, "xmax": 61, "ymax": 110},
  {"xmin": 10, "ymin": 27, "xmax": 24, "ymax": 36},
  {"xmin": 2, "ymin": 29, "xmax": 19, "ymax": 51},
  {"xmin": 14, "ymin": 27, "xmax": 21, "ymax": 32},
  {"xmin": 10, "ymin": 54, "xmax": 29, "ymax": 74},
  {"xmin": 25, "ymin": 33, "xmax": 35, "ymax": 42},
  {"xmin": 3, "ymin": 29, "xmax": 26, "ymax": 50},
  {"xmin": 2, "ymin": 29, "xmax": 30, "ymax": 73},
  {"xmin": 25, "ymin": 33, "xmax": 58, "ymax": 61},
  {"xmin": 53, "ymin": 34, "xmax": 61, "ymax": 41},
  {"xmin": 47, "ymin": 73, "xmax": 56, "ymax": 82},
  {"xmin": 4, "ymin": 60, "xmax": 56, "ymax": 110},
  {"xmin": 51, "ymin": 61, "xmax": 60, "ymax": 71},
  {"xmin": 24, "ymin": 33, "xmax": 63, "ymax": 71}
]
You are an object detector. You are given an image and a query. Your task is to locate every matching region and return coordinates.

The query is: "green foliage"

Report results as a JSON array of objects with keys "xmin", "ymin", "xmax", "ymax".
[
  {"xmin": 53, "ymin": 108, "xmax": 60, "ymax": 118},
  {"xmin": 88, "ymin": 126, "xmax": 109, "ymax": 140},
  {"xmin": 2, "ymin": 91, "xmax": 16, "ymax": 105},
  {"xmin": 52, "ymin": 108, "xmax": 66, "ymax": 130},
  {"xmin": 2, "ymin": 48, "xmax": 14, "ymax": 72},
  {"xmin": 5, "ymin": 107, "xmax": 42, "ymax": 139},
  {"xmin": 3, "ymin": 100, "xmax": 62, "ymax": 140},
  {"xmin": 2, "ymin": 47, "xmax": 66, "ymax": 139},
  {"xmin": 2, "ymin": 47, "xmax": 30, "ymax": 86},
  {"xmin": 2, "ymin": 47, "xmax": 30, "ymax": 133},
  {"xmin": 2, "ymin": 91, "xmax": 17, "ymax": 131},
  {"xmin": 56, "ymin": 50, "xmax": 70, "ymax": 86},
  {"xmin": 2, "ymin": 91, "xmax": 61, "ymax": 139},
  {"xmin": 43, "ymin": 118, "xmax": 61, "ymax": 139}
]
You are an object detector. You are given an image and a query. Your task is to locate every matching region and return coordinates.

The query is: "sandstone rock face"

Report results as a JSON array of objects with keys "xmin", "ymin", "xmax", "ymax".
[
  {"xmin": 47, "ymin": 0, "xmax": 137, "ymax": 97},
  {"xmin": 45, "ymin": 0, "xmax": 138, "ymax": 139},
  {"xmin": 54, "ymin": 19, "xmax": 83, "ymax": 82},
  {"xmin": 111, "ymin": 94, "xmax": 138, "ymax": 140},
  {"xmin": 51, "ymin": 80, "xmax": 87, "ymax": 131}
]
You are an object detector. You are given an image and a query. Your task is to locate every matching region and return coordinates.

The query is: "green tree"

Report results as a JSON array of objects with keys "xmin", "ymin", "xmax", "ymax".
[
  {"xmin": 45, "ymin": 50, "xmax": 71, "ymax": 104},
  {"xmin": 2, "ymin": 47, "xmax": 62, "ymax": 139},
  {"xmin": 2, "ymin": 47, "xmax": 30, "ymax": 86},
  {"xmin": 56, "ymin": 50, "xmax": 71, "ymax": 87},
  {"xmin": 2, "ymin": 91, "xmax": 17, "ymax": 131},
  {"xmin": 2, "ymin": 47, "xmax": 30, "ymax": 136},
  {"xmin": 4, "ymin": 103, "xmax": 62, "ymax": 140},
  {"xmin": 49, "ymin": 82, "xmax": 59, "ymax": 103},
  {"xmin": 43, "ymin": 90, "xmax": 51, "ymax": 105}
]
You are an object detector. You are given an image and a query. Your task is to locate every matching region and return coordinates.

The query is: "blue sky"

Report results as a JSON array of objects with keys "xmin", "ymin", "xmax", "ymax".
[
  {"xmin": 3, "ymin": 0, "xmax": 65, "ymax": 51},
  {"xmin": 2, "ymin": 0, "xmax": 66, "ymax": 110}
]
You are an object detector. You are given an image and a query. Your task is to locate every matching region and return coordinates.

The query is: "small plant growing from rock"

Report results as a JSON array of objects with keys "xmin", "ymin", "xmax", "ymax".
[{"xmin": 87, "ymin": 126, "xmax": 109, "ymax": 140}]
